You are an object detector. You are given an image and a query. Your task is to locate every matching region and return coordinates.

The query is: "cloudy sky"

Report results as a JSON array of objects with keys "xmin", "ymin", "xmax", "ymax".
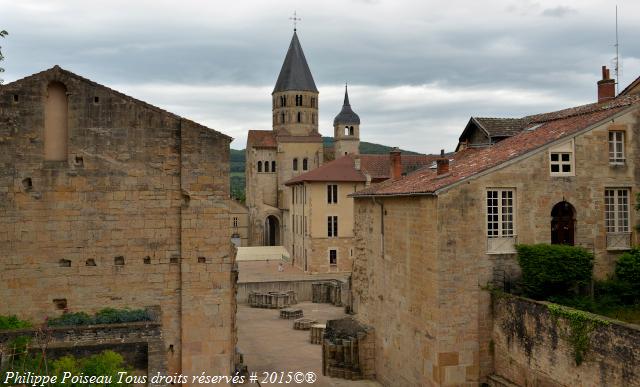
[{"xmin": 2, "ymin": 0, "xmax": 639, "ymax": 153}]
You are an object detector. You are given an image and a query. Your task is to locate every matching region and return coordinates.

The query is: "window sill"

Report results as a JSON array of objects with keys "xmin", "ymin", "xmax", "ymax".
[{"xmin": 606, "ymin": 246, "xmax": 632, "ymax": 251}]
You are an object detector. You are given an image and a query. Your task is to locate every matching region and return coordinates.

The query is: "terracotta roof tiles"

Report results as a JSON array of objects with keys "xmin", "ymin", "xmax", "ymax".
[{"xmin": 353, "ymin": 95, "xmax": 640, "ymax": 197}]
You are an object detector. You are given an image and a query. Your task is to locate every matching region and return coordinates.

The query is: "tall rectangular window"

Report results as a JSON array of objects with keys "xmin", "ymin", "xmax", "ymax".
[
  {"xmin": 327, "ymin": 216, "xmax": 338, "ymax": 237},
  {"xmin": 486, "ymin": 189, "xmax": 516, "ymax": 254},
  {"xmin": 487, "ymin": 189, "xmax": 514, "ymax": 237},
  {"xmin": 609, "ymin": 131, "xmax": 625, "ymax": 164},
  {"xmin": 327, "ymin": 184, "xmax": 338, "ymax": 204},
  {"xmin": 329, "ymin": 249, "xmax": 337, "ymax": 266},
  {"xmin": 605, "ymin": 189, "xmax": 629, "ymax": 233}
]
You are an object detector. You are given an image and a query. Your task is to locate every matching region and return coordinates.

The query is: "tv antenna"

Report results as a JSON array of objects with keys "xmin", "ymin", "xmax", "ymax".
[{"xmin": 614, "ymin": 5, "xmax": 620, "ymax": 94}]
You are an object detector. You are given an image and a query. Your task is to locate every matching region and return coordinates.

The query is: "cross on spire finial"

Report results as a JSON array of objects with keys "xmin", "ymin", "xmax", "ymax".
[{"xmin": 289, "ymin": 11, "xmax": 301, "ymax": 31}]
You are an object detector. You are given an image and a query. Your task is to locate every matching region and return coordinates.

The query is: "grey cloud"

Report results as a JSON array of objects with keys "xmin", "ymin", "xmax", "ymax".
[{"xmin": 541, "ymin": 6, "xmax": 578, "ymax": 18}]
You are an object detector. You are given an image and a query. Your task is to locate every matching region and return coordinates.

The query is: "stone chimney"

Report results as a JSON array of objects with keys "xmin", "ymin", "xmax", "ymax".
[
  {"xmin": 354, "ymin": 155, "xmax": 361, "ymax": 171},
  {"xmin": 436, "ymin": 149, "xmax": 449, "ymax": 176},
  {"xmin": 598, "ymin": 65, "xmax": 616, "ymax": 103},
  {"xmin": 389, "ymin": 147, "xmax": 402, "ymax": 179}
]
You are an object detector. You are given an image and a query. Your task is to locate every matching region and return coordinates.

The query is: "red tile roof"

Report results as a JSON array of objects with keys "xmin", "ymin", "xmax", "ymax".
[
  {"xmin": 284, "ymin": 153, "xmax": 438, "ymax": 185},
  {"xmin": 353, "ymin": 95, "xmax": 640, "ymax": 197},
  {"xmin": 285, "ymin": 155, "xmax": 366, "ymax": 185},
  {"xmin": 247, "ymin": 130, "xmax": 277, "ymax": 148},
  {"xmin": 359, "ymin": 154, "xmax": 440, "ymax": 180}
]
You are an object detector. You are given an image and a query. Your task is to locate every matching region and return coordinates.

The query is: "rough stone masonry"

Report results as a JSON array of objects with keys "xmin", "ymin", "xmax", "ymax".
[{"xmin": 0, "ymin": 66, "xmax": 237, "ymax": 382}]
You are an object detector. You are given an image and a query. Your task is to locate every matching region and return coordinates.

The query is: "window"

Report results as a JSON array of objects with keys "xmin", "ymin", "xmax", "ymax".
[
  {"xmin": 327, "ymin": 184, "xmax": 338, "ymax": 204},
  {"xmin": 550, "ymin": 153, "xmax": 572, "ymax": 174},
  {"xmin": 264, "ymin": 161, "xmax": 270, "ymax": 172},
  {"xmin": 258, "ymin": 161, "xmax": 262, "ymax": 172},
  {"xmin": 549, "ymin": 140, "xmax": 574, "ymax": 176},
  {"xmin": 297, "ymin": 112, "xmax": 302, "ymax": 122},
  {"xmin": 303, "ymin": 158, "xmax": 308, "ymax": 170},
  {"xmin": 486, "ymin": 189, "xmax": 516, "ymax": 254},
  {"xmin": 233, "ymin": 217, "xmax": 238, "ymax": 228},
  {"xmin": 329, "ymin": 249, "xmax": 337, "ymax": 266},
  {"xmin": 293, "ymin": 158, "xmax": 298, "ymax": 171},
  {"xmin": 605, "ymin": 188, "xmax": 631, "ymax": 250},
  {"xmin": 312, "ymin": 114, "xmax": 316, "ymax": 124},
  {"xmin": 271, "ymin": 160, "xmax": 276, "ymax": 172},
  {"xmin": 327, "ymin": 216, "xmax": 338, "ymax": 237},
  {"xmin": 609, "ymin": 131, "xmax": 625, "ymax": 164},
  {"xmin": 344, "ymin": 126, "xmax": 350, "ymax": 136},
  {"xmin": 349, "ymin": 126, "xmax": 354, "ymax": 136},
  {"xmin": 281, "ymin": 112, "xmax": 285, "ymax": 123}
]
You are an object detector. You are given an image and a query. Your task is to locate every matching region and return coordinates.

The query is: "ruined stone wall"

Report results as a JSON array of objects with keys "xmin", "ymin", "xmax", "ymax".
[
  {"xmin": 0, "ymin": 67, "xmax": 235, "ymax": 381},
  {"xmin": 491, "ymin": 294, "xmax": 640, "ymax": 387}
]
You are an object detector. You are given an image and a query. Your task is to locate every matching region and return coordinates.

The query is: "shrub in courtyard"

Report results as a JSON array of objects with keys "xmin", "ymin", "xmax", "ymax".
[
  {"xmin": 0, "ymin": 315, "xmax": 31, "ymax": 330},
  {"xmin": 48, "ymin": 308, "xmax": 151, "ymax": 327},
  {"xmin": 516, "ymin": 244, "xmax": 593, "ymax": 299},
  {"xmin": 615, "ymin": 248, "xmax": 640, "ymax": 301}
]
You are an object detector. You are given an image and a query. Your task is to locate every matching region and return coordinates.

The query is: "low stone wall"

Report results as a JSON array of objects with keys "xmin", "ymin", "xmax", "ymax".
[
  {"xmin": 491, "ymin": 294, "xmax": 640, "ymax": 387},
  {"xmin": 0, "ymin": 321, "xmax": 165, "ymax": 385},
  {"xmin": 238, "ymin": 278, "xmax": 350, "ymax": 306}
]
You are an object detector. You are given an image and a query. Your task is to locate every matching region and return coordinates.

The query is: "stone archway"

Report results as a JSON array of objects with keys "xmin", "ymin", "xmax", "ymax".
[
  {"xmin": 551, "ymin": 201, "xmax": 576, "ymax": 245},
  {"xmin": 264, "ymin": 215, "xmax": 280, "ymax": 246}
]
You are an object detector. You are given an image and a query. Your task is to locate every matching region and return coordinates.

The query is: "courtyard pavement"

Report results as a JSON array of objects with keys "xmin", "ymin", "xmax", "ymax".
[{"xmin": 237, "ymin": 302, "xmax": 381, "ymax": 387}]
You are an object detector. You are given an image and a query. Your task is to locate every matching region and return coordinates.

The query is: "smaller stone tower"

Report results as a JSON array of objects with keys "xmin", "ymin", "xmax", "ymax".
[{"xmin": 333, "ymin": 84, "xmax": 360, "ymax": 156}]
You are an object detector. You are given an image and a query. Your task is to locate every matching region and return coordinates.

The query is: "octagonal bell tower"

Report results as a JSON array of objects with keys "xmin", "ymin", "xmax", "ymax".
[
  {"xmin": 333, "ymin": 84, "xmax": 360, "ymax": 156},
  {"xmin": 272, "ymin": 31, "xmax": 319, "ymax": 137}
]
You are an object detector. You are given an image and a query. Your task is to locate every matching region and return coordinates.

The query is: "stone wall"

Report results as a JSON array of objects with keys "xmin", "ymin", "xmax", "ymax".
[
  {"xmin": 0, "ymin": 321, "xmax": 165, "ymax": 385},
  {"xmin": 491, "ymin": 294, "xmax": 640, "ymax": 387},
  {"xmin": 0, "ymin": 66, "xmax": 236, "ymax": 381}
]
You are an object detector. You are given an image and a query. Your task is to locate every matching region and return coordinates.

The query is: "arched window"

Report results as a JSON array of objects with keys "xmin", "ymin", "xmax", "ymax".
[
  {"xmin": 271, "ymin": 160, "xmax": 276, "ymax": 171},
  {"xmin": 264, "ymin": 161, "xmax": 270, "ymax": 173},
  {"xmin": 349, "ymin": 126, "xmax": 354, "ymax": 136},
  {"xmin": 44, "ymin": 81, "xmax": 68, "ymax": 161},
  {"xmin": 312, "ymin": 114, "xmax": 316, "ymax": 124},
  {"xmin": 293, "ymin": 158, "xmax": 298, "ymax": 171},
  {"xmin": 281, "ymin": 112, "xmax": 285, "ymax": 123},
  {"xmin": 345, "ymin": 126, "xmax": 350, "ymax": 136},
  {"xmin": 297, "ymin": 112, "xmax": 302, "ymax": 123},
  {"xmin": 258, "ymin": 161, "xmax": 262, "ymax": 172},
  {"xmin": 303, "ymin": 158, "xmax": 308, "ymax": 170}
]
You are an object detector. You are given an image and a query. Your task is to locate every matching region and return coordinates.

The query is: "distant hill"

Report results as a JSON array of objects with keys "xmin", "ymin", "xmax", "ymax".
[{"xmin": 229, "ymin": 138, "xmax": 422, "ymax": 201}]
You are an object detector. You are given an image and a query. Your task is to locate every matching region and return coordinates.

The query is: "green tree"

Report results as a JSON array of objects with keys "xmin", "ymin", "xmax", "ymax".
[{"xmin": 0, "ymin": 29, "xmax": 7, "ymax": 84}]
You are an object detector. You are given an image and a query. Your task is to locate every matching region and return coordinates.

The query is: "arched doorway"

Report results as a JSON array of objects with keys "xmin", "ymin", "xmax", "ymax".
[
  {"xmin": 551, "ymin": 201, "xmax": 576, "ymax": 245},
  {"xmin": 264, "ymin": 216, "xmax": 280, "ymax": 246}
]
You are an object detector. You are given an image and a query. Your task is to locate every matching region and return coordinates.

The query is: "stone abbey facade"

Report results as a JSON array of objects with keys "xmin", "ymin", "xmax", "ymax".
[{"xmin": 0, "ymin": 66, "xmax": 237, "ymax": 381}]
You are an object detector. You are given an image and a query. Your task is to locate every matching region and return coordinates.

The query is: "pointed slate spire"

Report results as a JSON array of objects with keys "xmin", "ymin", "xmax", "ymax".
[
  {"xmin": 334, "ymin": 84, "xmax": 360, "ymax": 125},
  {"xmin": 273, "ymin": 31, "xmax": 318, "ymax": 93}
]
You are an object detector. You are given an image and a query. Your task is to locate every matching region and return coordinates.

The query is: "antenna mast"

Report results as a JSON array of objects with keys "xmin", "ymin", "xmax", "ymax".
[{"xmin": 614, "ymin": 5, "xmax": 620, "ymax": 94}]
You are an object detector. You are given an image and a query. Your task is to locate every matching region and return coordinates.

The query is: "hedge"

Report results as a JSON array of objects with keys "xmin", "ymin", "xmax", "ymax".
[
  {"xmin": 516, "ymin": 244, "xmax": 593, "ymax": 299},
  {"xmin": 48, "ymin": 308, "xmax": 151, "ymax": 327}
]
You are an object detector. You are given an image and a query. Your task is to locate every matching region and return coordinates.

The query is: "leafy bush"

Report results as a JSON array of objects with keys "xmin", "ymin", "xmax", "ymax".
[
  {"xmin": 615, "ymin": 249, "xmax": 640, "ymax": 297},
  {"xmin": 48, "ymin": 308, "xmax": 151, "ymax": 327},
  {"xmin": 0, "ymin": 315, "xmax": 31, "ymax": 330},
  {"xmin": 48, "ymin": 312, "xmax": 93, "ymax": 327},
  {"xmin": 516, "ymin": 244, "xmax": 594, "ymax": 299},
  {"xmin": 50, "ymin": 350, "xmax": 131, "ymax": 387}
]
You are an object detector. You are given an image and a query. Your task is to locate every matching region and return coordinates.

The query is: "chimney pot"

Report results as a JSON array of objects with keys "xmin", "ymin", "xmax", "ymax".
[
  {"xmin": 597, "ymin": 65, "xmax": 616, "ymax": 103},
  {"xmin": 390, "ymin": 147, "xmax": 402, "ymax": 179},
  {"xmin": 436, "ymin": 150, "xmax": 449, "ymax": 176}
]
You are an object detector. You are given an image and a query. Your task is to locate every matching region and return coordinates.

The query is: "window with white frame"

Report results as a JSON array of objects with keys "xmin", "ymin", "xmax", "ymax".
[
  {"xmin": 327, "ymin": 216, "xmax": 338, "ymax": 237},
  {"xmin": 549, "ymin": 140, "xmax": 574, "ymax": 176},
  {"xmin": 327, "ymin": 184, "xmax": 338, "ymax": 204},
  {"xmin": 608, "ymin": 131, "xmax": 625, "ymax": 165},
  {"xmin": 486, "ymin": 189, "xmax": 516, "ymax": 254},
  {"xmin": 605, "ymin": 188, "xmax": 631, "ymax": 250}
]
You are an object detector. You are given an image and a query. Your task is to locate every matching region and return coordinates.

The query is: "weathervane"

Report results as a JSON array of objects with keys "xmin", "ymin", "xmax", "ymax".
[{"xmin": 289, "ymin": 11, "xmax": 301, "ymax": 31}]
